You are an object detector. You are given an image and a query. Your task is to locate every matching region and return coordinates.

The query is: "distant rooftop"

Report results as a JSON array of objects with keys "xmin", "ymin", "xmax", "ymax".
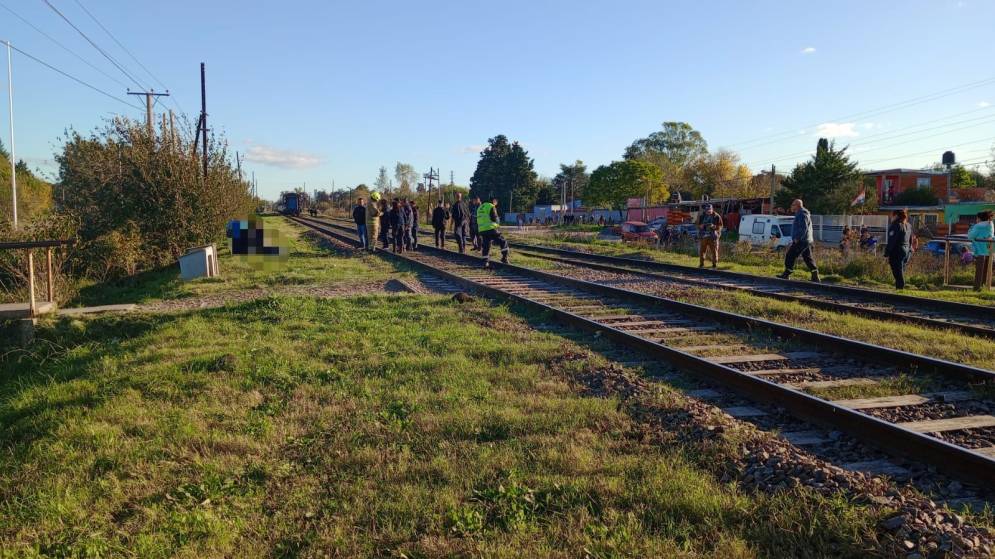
[{"xmin": 864, "ymin": 168, "xmax": 949, "ymax": 175}]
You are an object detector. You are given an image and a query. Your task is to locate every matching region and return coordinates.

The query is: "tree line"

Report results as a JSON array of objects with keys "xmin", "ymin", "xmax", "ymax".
[{"xmin": 461, "ymin": 122, "xmax": 995, "ymax": 217}]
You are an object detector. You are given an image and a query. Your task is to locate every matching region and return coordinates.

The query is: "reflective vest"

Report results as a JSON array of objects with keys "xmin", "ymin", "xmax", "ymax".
[{"xmin": 477, "ymin": 202, "xmax": 497, "ymax": 232}]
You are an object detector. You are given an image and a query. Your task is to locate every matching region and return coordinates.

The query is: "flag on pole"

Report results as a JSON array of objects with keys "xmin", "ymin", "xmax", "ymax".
[{"xmin": 850, "ymin": 188, "xmax": 866, "ymax": 207}]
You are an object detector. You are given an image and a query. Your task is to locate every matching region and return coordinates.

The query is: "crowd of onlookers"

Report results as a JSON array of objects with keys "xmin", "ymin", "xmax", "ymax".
[
  {"xmin": 350, "ymin": 192, "xmax": 510, "ymax": 266},
  {"xmin": 348, "ymin": 193, "xmax": 994, "ymax": 291}
]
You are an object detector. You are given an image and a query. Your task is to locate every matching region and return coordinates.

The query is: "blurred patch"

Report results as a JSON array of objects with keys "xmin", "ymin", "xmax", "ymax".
[{"xmin": 227, "ymin": 216, "xmax": 289, "ymax": 271}]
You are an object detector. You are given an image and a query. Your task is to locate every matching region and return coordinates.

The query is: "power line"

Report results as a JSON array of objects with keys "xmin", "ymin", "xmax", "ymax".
[
  {"xmin": 70, "ymin": 0, "xmax": 188, "ymax": 117},
  {"xmin": 745, "ymin": 111, "xmax": 995, "ymax": 168},
  {"xmin": 72, "ymin": 0, "xmax": 164, "ymax": 90},
  {"xmin": 41, "ymin": 0, "xmax": 148, "ymax": 91},
  {"xmin": 6, "ymin": 42, "xmax": 144, "ymax": 110},
  {"xmin": 728, "ymin": 76, "xmax": 995, "ymax": 152},
  {"xmin": 0, "ymin": 0, "xmax": 128, "ymax": 88}
]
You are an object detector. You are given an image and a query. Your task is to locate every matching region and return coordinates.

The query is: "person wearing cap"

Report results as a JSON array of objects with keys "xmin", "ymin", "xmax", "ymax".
[
  {"xmin": 366, "ymin": 192, "xmax": 383, "ymax": 253},
  {"xmin": 696, "ymin": 203, "xmax": 723, "ymax": 268}
]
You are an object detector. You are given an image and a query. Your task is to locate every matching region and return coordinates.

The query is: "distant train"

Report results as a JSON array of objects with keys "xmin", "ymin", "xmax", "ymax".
[{"xmin": 278, "ymin": 191, "xmax": 305, "ymax": 216}]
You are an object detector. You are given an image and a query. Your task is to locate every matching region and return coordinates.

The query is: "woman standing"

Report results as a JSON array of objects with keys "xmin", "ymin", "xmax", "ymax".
[
  {"xmin": 884, "ymin": 209, "xmax": 913, "ymax": 289},
  {"xmin": 967, "ymin": 210, "xmax": 994, "ymax": 290}
]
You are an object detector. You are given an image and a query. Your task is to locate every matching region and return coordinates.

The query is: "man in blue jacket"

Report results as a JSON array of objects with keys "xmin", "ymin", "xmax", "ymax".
[{"xmin": 777, "ymin": 199, "xmax": 821, "ymax": 282}]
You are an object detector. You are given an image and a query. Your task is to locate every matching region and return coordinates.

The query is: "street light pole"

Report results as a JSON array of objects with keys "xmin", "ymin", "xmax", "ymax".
[{"xmin": 5, "ymin": 40, "xmax": 17, "ymax": 229}]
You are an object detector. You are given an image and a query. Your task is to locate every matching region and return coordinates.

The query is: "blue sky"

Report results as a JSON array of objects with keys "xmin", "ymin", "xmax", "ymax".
[{"xmin": 2, "ymin": 0, "xmax": 994, "ymax": 200}]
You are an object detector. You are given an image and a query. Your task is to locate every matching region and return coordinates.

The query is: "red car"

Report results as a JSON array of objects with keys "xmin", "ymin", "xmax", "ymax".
[{"xmin": 614, "ymin": 221, "xmax": 658, "ymax": 242}]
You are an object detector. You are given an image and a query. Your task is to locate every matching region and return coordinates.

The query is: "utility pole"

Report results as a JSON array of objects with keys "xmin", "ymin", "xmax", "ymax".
[
  {"xmin": 127, "ymin": 89, "xmax": 170, "ymax": 136},
  {"xmin": 5, "ymin": 40, "xmax": 16, "ymax": 229},
  {"xmin": 769, "ymin": 164, "xmax": 776, "ymax": 214},
  {"xmin": 235, "ymin": 151, "xmax": 242, "ymax": 181},
  {"xmin": 200, "ymin": 63, "xmax": 207, "ymax": 179},
  {"xmin": 169, "ymin": 110, "xmax": 176, "ymax": 146}
]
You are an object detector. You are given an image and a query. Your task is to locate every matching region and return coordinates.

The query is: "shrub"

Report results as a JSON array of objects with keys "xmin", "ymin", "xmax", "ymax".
[{"xmin": 53, "ymin": 117, "xmax": 255, "ymax": 277}]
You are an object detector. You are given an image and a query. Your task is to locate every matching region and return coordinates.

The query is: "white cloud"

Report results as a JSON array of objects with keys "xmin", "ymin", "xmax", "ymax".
[
  {"xmin": 244, "ymin": 144, "xmax": 322, "ymax": 169},
  {"xmin": 801, "ymin": 47, "xmax": 816, "ymax": 54},
  {"xmin": 814, "ymin": 122, "xmax": 859, "ymax": 138},
  {"xmin": 862, "ymin": 122, "xmax": 876, "ymax": 129},
  {"xmin": 978, "ymin": 101, "xmax": 991, "ymax": 108},
  {"xmin": 461, "ymin": 144, "xmax": 486, "ymax": 154}
]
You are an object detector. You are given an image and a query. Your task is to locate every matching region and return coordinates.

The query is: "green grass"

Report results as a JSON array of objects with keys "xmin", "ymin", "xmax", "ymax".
[
  {"xmin": 0, "ymin": 295, "xmax": 887, "ymax": 557},
  {"xmin": 71, "ymin": 217, "xmax": 404, "ymax": 306},
  {"xmin": 509, "ymin": 234, "xmax": 995, "ymax": 307}
]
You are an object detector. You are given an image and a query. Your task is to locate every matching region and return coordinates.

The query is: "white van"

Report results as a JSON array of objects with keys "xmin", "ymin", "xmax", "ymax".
[{"xmin": 738, "ymin": 214, "xmax": 794, "ymax": 248}]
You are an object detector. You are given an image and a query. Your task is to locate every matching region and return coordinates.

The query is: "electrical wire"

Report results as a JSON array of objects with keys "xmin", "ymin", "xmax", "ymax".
[
  {"xmin": 0, "ymin": 0, "xmax": 129, "ymax": 88},
  {"xmin": 72, "ymin": 0, "xmax": 164, "ymax": 90},
  {"xmin": 728, "ymin": 76, "xmax": 995, "ymax": 152},
  {"xmin": 41, "ymin": 0, "xmax": 148, "ymax": 91},
  {"xmin": 70, "ymin": 0, "xmax": 188, "ymax": 116},
  {"xmin": 6, "ymin": 41, "xmax": 144, "ymax": 110}
]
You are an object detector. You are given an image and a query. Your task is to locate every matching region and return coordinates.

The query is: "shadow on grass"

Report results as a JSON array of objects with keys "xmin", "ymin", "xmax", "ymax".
[{"xmin": 71, "ymin": 264, "xmax": 184, "ymax": 306}]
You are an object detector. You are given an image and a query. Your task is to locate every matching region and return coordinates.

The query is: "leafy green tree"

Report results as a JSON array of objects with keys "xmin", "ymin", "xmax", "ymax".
[
  {"xmin": 0, "ymin": 138, "xmax": 8, "ymax": 159},
  {"xmin": 551, "ymin": 160, "xmax": 589, "ymax": 206},
  {"xmin": 892, "ymin": 187, "xmax": 937, "ymax": 206},
  {"xmin": 776, "ymin": 139, "xmax": 862, "ymax": 214},
  {"xmin": 624, "ymin": 122, "xmax": 708, "ymax": 169},
  {"xmin": 584, "ymin": 160, "xmax": 665, "ymax": 209},
  {"xmin": 468, "ymin": 135, "xmax": 538, "ymax": 212},
  {"xmin": 534, "ymin": 177, "xmax": 556, "ymax": 205},
  {"xmin": 15, "ymin": 159, "xmax": 29, "ymax": 176},
  {"xmin": 685, "ymin": 149, "xmax": 754, "ymax": 199},
  {"xmin": 394, "ymin": 162, "xmax": 418, "ymax": 194},
  {"xmin": 951, "ymin": 165, "xmax": 976, "ymax": 189},
  {"xmin": 375, "ymin": 166, "xmax": 391, "ymax": 193}
]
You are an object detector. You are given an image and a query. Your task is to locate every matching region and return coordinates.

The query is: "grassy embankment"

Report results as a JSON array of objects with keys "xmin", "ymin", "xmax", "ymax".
[
  {"xmin": 71, "ymin": 216, "xmax": 408, "ymax": 307},
  {"xmin": 0, "ymin": 224, "xmax": 888, "ymax": 557},
  {"xmin": 510, "ymin": 232, "xmax": 995, "ymax": 306}
]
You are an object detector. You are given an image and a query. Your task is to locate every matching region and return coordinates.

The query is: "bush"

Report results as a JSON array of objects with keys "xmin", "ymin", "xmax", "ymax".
[{"xmin": 53, "ymin": 117, "xmax": 255, "ymax": 277}]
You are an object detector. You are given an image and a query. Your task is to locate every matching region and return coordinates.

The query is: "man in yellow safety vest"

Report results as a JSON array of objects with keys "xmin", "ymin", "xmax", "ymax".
[{"xmin": 476, "ymin": 196, "xmax": 509, "ymax": 267}]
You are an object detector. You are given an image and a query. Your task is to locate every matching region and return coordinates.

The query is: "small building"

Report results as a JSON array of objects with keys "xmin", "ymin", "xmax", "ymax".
[
  {"xmin": 944, "ymin": 202, "xmax": 995, "ymax": 234},
  {"xmin": 865, "ymin": 169, "xmax": 950, "ymax": 205}
]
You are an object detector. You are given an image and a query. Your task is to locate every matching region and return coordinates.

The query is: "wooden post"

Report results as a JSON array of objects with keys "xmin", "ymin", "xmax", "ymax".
[
  {"xmin": 988, "ymin": 240, "xmax": 994, "ymax": 291},
  {"xmin": 943, "ymin": 238, "xmax": 951, "ymax": 287},
  {"xmin": 27, "ymin": 250, "xmax": 35, "ymax": 317},
  {"xmin": 46, "ymin": 247, "xmax": 54, "ymax": 302}
]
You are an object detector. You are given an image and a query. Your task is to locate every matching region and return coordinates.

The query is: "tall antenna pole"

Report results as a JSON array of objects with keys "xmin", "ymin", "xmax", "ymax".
[
  {"xmin": 5, "ymin": 40, "xmax": 16, "ymax": 229},
  {"xmin": 200, "ymin": 63, "xmax": 208, "ymax": 179}
]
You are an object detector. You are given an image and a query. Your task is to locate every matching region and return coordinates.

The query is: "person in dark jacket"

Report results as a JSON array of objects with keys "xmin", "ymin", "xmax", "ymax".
[
  {"xmin": 450, "ymin": 192, "xmax": 471, "ymax": 253},
  {"xmin": 432, "ymin": 201, "xmax": 450, "ymax": 248},
  {"xmin": 469, "ymin": 196, "xmax": 482, "ymax": 251},
  {"xmin": 399, "ymin": 199, "xmax": 414, "ymax": 250},
  {"xmin": 378, "ymin": 199, "xmax": 391, "ymax": 248},
  {"xmin": 777, "ymin": 199, "xmax": 820, "ymax": 282},
  {"xmin": 352, "ymin": 198, "xmax": 368, "ymax": 249},
  {"xmin": 409, "ymin": 201, "xmax": 420, "ymax": 249},
  {"xmin": 884, "ymin": 209, "xmax": 914, "ymax": 289},
  {"xmin": 388, "ymin": 200, "xmax": 406, "ymax": 253}
]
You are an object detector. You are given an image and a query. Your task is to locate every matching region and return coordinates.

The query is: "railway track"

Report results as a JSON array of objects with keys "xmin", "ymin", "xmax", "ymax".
[
  {"xmin": 293, "ymin": 216, "xmax": 995, "ymax": 486},
  {"xmin": 508, "ymin": 240, "xmax": 995, "ymax": 340},
  {"xmin": 318, "ymin": 216, "xmax": 995, "ymax": 340}
]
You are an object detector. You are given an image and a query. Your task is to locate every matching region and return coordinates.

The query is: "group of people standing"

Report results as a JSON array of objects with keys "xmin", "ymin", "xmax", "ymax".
[{"xmin": 351, "ymin": 191, "xmax": 510, "ymax": 267}]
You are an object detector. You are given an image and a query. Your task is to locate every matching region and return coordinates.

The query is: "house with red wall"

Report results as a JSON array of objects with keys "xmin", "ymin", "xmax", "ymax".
[{"xmin": 865, "ymin": 169, "xmax": 950, "ymax": 205}]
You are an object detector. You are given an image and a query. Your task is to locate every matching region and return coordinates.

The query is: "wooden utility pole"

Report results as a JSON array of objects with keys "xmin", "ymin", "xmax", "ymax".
[
  {"xmin": 200, "ymin": 63, "xmax": 208, "ymax": 179},
  {"xmin": 127, "ymin": 89, "xmax": 170, "ymax": 136},
  {"xmin": 235, "ymin": 151, "xmax": 242, "ymax": 181},
  {"xmin": 769, "ymin": 164, "xmax": 776, "ymax": 213}
]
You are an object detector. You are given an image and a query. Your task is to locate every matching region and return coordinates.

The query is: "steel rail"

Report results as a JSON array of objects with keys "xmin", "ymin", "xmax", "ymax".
[
  {"xmin": 509, "ymin": 239, "xmax": 995, "ymax": 320},
  {"xmin": 292, "ymin": 215, "xmax": 995, "ymax": 485},
  {"xmin": 515, "ymin": 248, "xmax": 995, "ymax": 340}
]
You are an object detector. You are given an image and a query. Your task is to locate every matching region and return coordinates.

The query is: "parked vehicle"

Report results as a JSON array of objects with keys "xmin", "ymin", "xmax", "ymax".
[
  {"xmin": 647, "ymin": 217, "xmax": 669, "ymax": 230},
  {"xmin": 923, "ymin": 239, "xmax": 972, "ymax": 257},
  {"xmin": 738, "ymin": 214, "xmax": 793, "ymax": 248},
  {"xmin": 613, "ymin": 221, "xmax": 658, "ymax": 242},
  {"xmin": 672, "ymin": 223, "xmax": 699, "ymax": 240}
]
